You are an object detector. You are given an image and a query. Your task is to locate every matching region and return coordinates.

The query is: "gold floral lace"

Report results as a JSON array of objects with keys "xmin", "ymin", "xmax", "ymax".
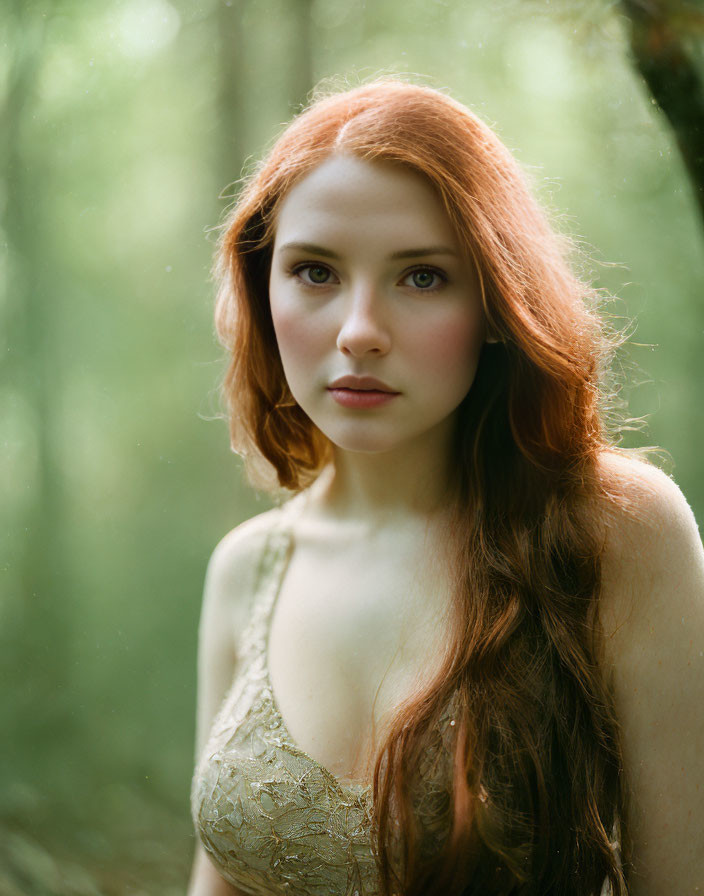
[
  {"xmin": 190, "ymin": 504, "xmax": 621, "ymax": 895},
  {"xmin": 190, "ymin": 506, "xmax": 456, "ymax": 896}
]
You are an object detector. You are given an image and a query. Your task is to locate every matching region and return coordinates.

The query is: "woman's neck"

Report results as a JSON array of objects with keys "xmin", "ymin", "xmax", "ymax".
[{"xmin": 309, "ymin": 419, "xmax": 458, "ymax": 531}]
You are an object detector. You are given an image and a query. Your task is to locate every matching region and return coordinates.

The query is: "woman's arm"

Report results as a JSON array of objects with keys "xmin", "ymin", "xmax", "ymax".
[
  {"xmin": 600, "ymin": 457, "xmax": 704, "ymax": 894},
  {"xmin": 186, "ymin": 518, "xmax": 274, "ymax": 896},
  {"xmin": 188, "ymin": 844, "xmax": 245, "ymax": 896}
]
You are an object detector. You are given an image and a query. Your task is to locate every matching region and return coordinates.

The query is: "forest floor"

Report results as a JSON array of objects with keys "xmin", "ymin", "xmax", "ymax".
[{"xmin": 0, "ymin": 781, "xmax": 192, "ymax": 895}]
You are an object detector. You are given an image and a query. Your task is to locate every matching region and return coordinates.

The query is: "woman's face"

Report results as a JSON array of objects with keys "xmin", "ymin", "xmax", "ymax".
[{"xmin": 268, "ymin": 154, "xmax": 486, "ymax": 456}]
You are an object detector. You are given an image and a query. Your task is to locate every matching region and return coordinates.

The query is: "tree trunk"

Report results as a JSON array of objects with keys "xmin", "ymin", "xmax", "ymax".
[
  {"xmin": 2, "ymin": 0, "xmax": 72, "ymax": 770},
  {"xmin": 619, "ymin": 0, "xmax": 704, "ymax": 225},
  {"xmin": 216, "ymin": 0, "xmax": 248, "ymax": 196},
  {"xmin": 288, "ymin": 0, "xmax": 315, "ymax": 114}
]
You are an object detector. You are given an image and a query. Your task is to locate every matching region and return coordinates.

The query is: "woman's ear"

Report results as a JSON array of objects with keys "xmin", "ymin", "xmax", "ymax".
[{"xmin": 483, "ymin": 319, "xmax": 501, "ymax": 344}]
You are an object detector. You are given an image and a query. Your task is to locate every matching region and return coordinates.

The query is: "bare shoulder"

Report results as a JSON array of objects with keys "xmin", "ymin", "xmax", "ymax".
[
  {"xmin": 596, "ymin": 448, "xmax": 699, "ymax": 544},
  {"xmin": 203, "ymin": 505, "xmax": 288, "ymax": 628},
  {"xmin": 595, "ymin": 447, "xmax": 703, "ymax": 674},
  {"xmin": 194, "ymin": 503, "xmax": 290, "ymax": 760},
  {"xmin": 595, "ymin": 449, "xmax": 702, "ymax": 628},
  {"xmin": 595, "ymin": 449, "xmax": 704, "ymax": 892}
]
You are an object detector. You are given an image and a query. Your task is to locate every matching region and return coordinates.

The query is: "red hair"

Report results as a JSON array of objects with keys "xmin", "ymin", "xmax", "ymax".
[{"xmin": 213, "ymin": 78, "xmax": 640, "ymax": 895}]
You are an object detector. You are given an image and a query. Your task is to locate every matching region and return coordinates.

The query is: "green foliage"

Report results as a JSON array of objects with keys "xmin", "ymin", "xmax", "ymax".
[{"xmin": 2, "ymin": 0, "xmax": 702, "ymax": 891}]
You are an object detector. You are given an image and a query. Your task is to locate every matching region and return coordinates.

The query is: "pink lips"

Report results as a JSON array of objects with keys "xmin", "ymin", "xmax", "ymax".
[{"xmin": 327, "ymin": 375, "xmax": 400, "ymax": 409}]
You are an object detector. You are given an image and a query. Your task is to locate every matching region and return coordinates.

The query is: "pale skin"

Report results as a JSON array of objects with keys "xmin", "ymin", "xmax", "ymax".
[{"xmin": 188, "ymin": 156, "xmax": 704, "ymax": 895}]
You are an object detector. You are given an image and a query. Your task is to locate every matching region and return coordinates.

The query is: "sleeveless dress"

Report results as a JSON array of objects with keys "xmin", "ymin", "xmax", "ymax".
[
  {"xmin": 190, "ymin": 500, "xmax": 457, "ymax": 896},
  {"xmin": 190, "ymin": 500, "xmax": 622, "ymax": 895}
]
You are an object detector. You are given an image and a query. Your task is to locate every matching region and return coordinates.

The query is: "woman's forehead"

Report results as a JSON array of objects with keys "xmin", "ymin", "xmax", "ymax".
[{"xmin": 273, "ymin": 154, "xmax": 460, "ymax": 251}]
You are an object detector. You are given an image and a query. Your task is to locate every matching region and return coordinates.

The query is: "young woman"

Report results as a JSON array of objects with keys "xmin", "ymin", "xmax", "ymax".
[{"xmin": 188, "ymin": 80, "xmax": 704, "ymax": 896}]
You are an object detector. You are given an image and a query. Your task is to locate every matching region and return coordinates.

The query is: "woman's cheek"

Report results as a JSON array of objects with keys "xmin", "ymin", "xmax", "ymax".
[
  {"xmin": 409, "ymin": 311, "xmax": 484, "ymax": 382},
  {"xmin": 271, "ymin": 302, "xmax": 327, "ymax": 381}
]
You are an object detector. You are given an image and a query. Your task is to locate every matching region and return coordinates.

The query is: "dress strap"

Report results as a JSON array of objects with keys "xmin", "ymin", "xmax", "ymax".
[{"xmin": 239, "ymin": 496, "xmax": 306, "ymax": 666}]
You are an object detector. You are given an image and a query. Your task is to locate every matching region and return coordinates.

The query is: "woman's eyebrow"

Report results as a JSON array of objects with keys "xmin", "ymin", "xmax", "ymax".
[
  {"xmin": 390, "ymin": 247, "xmax": 458, "ymax": 259},
  {"xmin": 278, "ymin": 241, "xmax": 340, "ymax": 259},
  {"xmin": 277, "ymin": 241, "xmax": 458, "ymax": 259}
]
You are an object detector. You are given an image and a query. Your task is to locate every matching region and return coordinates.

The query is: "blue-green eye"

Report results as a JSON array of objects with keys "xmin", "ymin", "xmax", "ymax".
[
  {"xmin": 295, "ymin": 264, "xmax": 333, "ymax": 285},
  {"xmin": 403, "ymin": 268, "xmax": 445, "ymax": 290}
]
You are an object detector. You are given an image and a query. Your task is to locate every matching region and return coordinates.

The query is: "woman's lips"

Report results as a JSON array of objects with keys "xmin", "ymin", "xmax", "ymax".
[
  {"xmin": 328, "ymin": 374, "xmax": 397, "ymax": 391},
  {"xmin": 327, "ymin": 388, "xmax": 399, "ymax": 409}
]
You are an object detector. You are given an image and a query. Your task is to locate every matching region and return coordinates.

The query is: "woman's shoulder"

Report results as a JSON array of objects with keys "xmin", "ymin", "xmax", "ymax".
[
  {"xmin": 594, "ymin": 447, "xmax": 704, "ymax": 663},
  {"xmin": 592, "ymin": 458, "xmax": 704, "ymax": 890},
  {"xmin": 595, "ymin": 447, "xmax": 698, "ymax": 557},
  {"xmin": 205, "ymin": 497, "xmax": 301, "ymax": 602},
  {"xmin": 194, "ymin": 500, "xmax": 301, "ymax": 763}
]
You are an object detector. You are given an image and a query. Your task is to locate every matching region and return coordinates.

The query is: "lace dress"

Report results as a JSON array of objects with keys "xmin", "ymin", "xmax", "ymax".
[
  {"xmin": 190, "ymin": 502, "xmax": 622, "ymax": 895},
  {"xmin": 190, "ymin": 502, "xmax": 456, "ymax": 895}
]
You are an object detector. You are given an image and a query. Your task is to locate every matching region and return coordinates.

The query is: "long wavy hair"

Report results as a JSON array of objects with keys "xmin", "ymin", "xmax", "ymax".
[{"xmin": 212, "ymin": 78, "xmax": 644, "ymax": 895}]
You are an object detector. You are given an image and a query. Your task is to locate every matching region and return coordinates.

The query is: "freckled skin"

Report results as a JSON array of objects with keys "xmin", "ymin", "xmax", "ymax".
[{"xmin": 268, "ymin": 154, "xmax": 487, "ymax": 457}]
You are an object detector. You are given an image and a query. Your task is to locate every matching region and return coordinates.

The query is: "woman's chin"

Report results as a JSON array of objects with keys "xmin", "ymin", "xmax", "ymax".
[{"xmin": 321, "ymin": 429, "xmax": 403, "ymax": 456}]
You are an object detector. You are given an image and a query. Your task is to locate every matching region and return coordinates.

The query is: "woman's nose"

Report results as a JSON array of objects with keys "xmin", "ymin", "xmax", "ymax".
[{"xmin": 336, "ymin": 284, "xmax": 391, "ymax": 357}]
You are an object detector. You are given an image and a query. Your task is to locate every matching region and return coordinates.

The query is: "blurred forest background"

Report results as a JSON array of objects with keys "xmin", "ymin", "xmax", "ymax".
[{"xmin": 2, "ymin": 0, "xmax": 703, "ymax": 893}]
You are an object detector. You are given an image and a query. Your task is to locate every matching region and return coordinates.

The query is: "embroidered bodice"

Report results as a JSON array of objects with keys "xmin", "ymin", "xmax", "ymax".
[{"xmin": 190, "ymin": 503, "xmax": 456, "ymax": 895}]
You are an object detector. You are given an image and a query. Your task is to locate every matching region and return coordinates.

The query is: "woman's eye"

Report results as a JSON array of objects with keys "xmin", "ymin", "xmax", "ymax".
[
  {"xmin": 403, "ymin": 268, "xmax": 446, "ymax": 290},
  {"xmin": 295, "ymin": 264, "xmax": 334, "ymax": 285}
]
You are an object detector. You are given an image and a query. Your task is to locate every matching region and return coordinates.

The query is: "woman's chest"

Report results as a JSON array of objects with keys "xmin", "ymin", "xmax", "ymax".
[{"xmin": 266, "ymin": 540, "xmax": 453, "ymax": 783}]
